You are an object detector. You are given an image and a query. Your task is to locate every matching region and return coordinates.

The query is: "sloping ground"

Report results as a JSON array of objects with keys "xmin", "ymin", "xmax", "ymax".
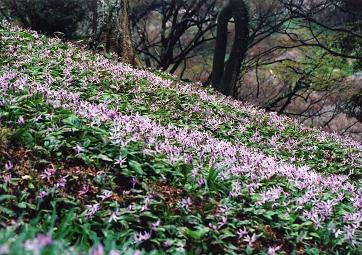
[{"xmin": 1, "ymin": 22, "xmax": 362, "ymax": 254}]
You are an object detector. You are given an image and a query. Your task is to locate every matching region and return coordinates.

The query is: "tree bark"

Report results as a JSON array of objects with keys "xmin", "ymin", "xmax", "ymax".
[
  {"xmin": 115, "ymin": 0, "xmax": 133, "ymax": 63},
  {"xmin": 211, "ymin": 0, "xmax": 249, "ymax": 97},
  {"xmin": 2, "ymin": 0, "xmax": 136, "ymax": 65},
  {"xmin": 86, "ymin": 0, "xmax": 136, "ymax": 64}
]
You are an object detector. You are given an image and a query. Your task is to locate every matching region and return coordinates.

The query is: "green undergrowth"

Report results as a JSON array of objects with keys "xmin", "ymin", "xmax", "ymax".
[
  {"xmin": 0, "ymin": 25, "xmax": 360, "ymax": 178},
  {"xmin": 1, "ymin": 23, "xmax": 362, "ymax": 254},
  {"xmin": 0, "ymin": 91, "xmax": 332, "ymax": 254}
]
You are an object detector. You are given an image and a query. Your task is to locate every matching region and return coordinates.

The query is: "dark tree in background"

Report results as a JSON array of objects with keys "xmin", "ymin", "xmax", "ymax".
[
  {"xmin": 1, "ymin": 0, "xmax": 135, "ymax": 64},
  {"xmin": 3, "ymin": 0, "xmax": 86, "ymax": 35},
  {"xmin": 337, "ymin": 0, "xmax": 362, "ymax": 125},
  {"xmin": 131, "ymin": 0, "xmax": 219, "ymax": 75},
  {"xmin": 211, "ymin": 0, "xmax": 249, "ymax": 97}
]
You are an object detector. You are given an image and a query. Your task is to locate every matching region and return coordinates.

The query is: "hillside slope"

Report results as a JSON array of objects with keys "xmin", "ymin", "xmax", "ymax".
[{"xmin": 1, "ymin": 22, "xmax": 362, "ymax": 254}]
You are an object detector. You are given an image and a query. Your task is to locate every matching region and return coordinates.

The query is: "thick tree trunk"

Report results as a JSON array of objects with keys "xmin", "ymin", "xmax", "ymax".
[
  {"xmin": 211, "ymin": 0, "xmax": 249, "ymax": 97},
  {"xmin": 115, "ymin": 1, "xmax": 134, "ymax": 64},
  {"xmin": 2, "ymin": 0, "xmax": 135, "ymax": 65},
  {"xmin": 88, "ymin": 0, "xmax": 134, "ymax": 63}
]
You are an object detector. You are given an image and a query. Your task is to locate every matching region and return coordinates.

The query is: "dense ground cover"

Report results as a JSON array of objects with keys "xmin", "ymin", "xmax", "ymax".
[{"xmin": 1, "ymin": 22, "xmax": 362, "ymax": 254}]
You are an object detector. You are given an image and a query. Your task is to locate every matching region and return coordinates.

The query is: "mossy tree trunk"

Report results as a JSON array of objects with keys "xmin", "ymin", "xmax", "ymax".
[{"xmin": 211, "ymin": 0, "xmax": 249, "ymax": 97}]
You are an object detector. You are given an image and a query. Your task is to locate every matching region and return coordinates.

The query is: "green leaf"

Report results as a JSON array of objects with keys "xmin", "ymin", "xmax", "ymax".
[
  {"xmin": 17, "ymin": 202, "xmax": 27, "ymax": 208},
  {"xmin": 62, "ymin": 115, "xmax": 80, "ymax": 127},
  {"xmin": 309, "ymin": 232, "xmax": 321, "ymax": 239},
  {"xmin": 0, "ymin": 194, "xmax": 16, "ymax": 202},
  {"xmin": 0, "ymin": 206, "xmax": 15, "ymax": 216},
  {"xmin": 245, "ymin": 246, "xmax": 254, "ymax": 255},
  {"xmin": 128, "ymin": 160, "xmax": 145, "ymax": 176},
  {"xmin": 97, "ymin": 154, "xmax": 113, "ymax": 162},
  {"xmin": 186, "ymin": 227, "xmax": 209, "ymax": 241},
  {"xmin": 11, "ymin": 128, "xmax": 34, "ymax": 146}
]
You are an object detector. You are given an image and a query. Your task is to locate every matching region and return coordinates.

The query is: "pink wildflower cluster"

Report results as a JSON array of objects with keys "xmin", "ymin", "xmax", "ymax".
[
  {"xmin": 2, "ymin": 161, "xmax": 13, "ymax": 184},
  {"xmin": 3, "ymin": 20, "xmax": 362, "ymax": 162},
  {"xmin": 134, "ymin": 231, "xmax": 151, "ymax": 243},
  {"xmin": 3, "ymin": 22, "xmax": 362, "ymax": 246},
  {"xmin": 24, "ymin": 234, "xmax": 52, "ymax": 255},
  {"xmin": 2, "ymin": 69, "xmax": 362, "ymax": 243}
]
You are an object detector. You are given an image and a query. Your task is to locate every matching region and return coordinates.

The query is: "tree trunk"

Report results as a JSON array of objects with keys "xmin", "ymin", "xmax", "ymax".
[
  {"xmin": 89, "ymin": 0, "xmax": 135, "ymax": 64},
  {"xmin": 211, "ymin": 0, "xmax": 249, "ymax": 97},
  {"xmin": 115, "ymin": 0, "xmax": 134, "ymax": 64},
  {"xmin": 2, "ymin": 0, "xmax": 136, "ymax": 65}
]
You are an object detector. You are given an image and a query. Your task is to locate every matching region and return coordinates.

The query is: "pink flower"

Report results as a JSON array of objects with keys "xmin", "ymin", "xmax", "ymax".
[
  {"xmin": 24, "ymin": 234, "xmax": 52, "ymax": 255},
  {"xmin": 99, "ymin": 190, "xmax": 113, "ymax": 201},
  {"xmin": 79, "ymin": 185, "xmax": 89, "ymax": 196},
  {"xmin": 152, "ymin": 220, "xmax": 161, "ymax": 230},
  {"xmin": 236, "ymin": 227, "xmax": 248, "ymax": 239},
  {"xmin": 40, "ymin": 168, "xmax": 56, "ymax": 182},
  {"xmin": 38, "ymin": 191, "xmax": 48, "ymax": 199},
  {"xmin": 131, "ymin": 176, "xmax": 138, "ymax": 188},
  {"xmin": 89, "ymin": 244, "xmax": 104, "ymax": 255},
  {"xmin": 3, "ymin": 174, "xmax": 11, "ymax": 184},
  {"xmin": 163, "ymin": 240, "xmax": 172, "ymax": 248},
  {"xmin": 269, "ymin": 134, "xmax": 280, "ymax": 147},
  {"xmin": 109, "ymin": 250, "xmax": 121, "ymax": 255},
  {"xmin": 73, "ymin": 144, "xmax": 84, "ymax": 154},
  {"xmin": 109, "ymin": 210, "xmax": 121, "ymax": 223},
  {"xmin": 209, "ymin": 223, "xmax": 219, "ymax": 232},
  {"xmin": 243, "ymin": 233, "xmax": 257, "ymax": 246},
  {"xmin": 197, "ymin": 177, "xmax": 206, "ymax": 186},
  {"xmin": 251, "ymin": 131, "xmax": 262, "ymax": 143},
  {"xmin": 334, "ymin": 229, "xmax": 343, "ymax": 238},
  {"xmin": 85, "ymin": 203, "xmax": 101, "ymax": 218},
  {"xmin": 268, "ymin": 245, "xmax": 281, "ymax": 255},
  {"xmin": 134, "ymin": 231, "xmax": 151, "ymax": 243},
  {"xmin": 344, "ymin": 224, "xmax": 358, "ymax": 246},
  {"xmin": 141, "ymin": 195, "xmax": 152, "ymax": 211},
  {"xmin": 17, "ymin": 116, "xmax": 25, "ymax": 125},
  {"xmin": 4, "ymin": 161, "xmax": 13, "ymax": 171},
  {"xmin": 257, "ymin": 187, "xmax": 284, "ymax": 206},
  {"xmin": 114, "ymin": 156, "xmax": 126, "ymax": 167},
  {"xmin": 185, "ymin": 154, "xmax": 193, "ymax": 164},
  {"xmin": 55, "ymin": 176, "xmax": 68, "ymax": 188},
  {"xmin": 217, "ymin": 217, "xmax": 227, "ymax": 229},
  {"xmin": 229, "ymin": 181, "xmax": 242, "ymax": 197},
  {"xmin": 180, "ymin": 197, "xmax": 192, "ymax": 211},
  {"xmin": 0, "ymin": 244, "xmax": 9, "ymax": 255}
]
